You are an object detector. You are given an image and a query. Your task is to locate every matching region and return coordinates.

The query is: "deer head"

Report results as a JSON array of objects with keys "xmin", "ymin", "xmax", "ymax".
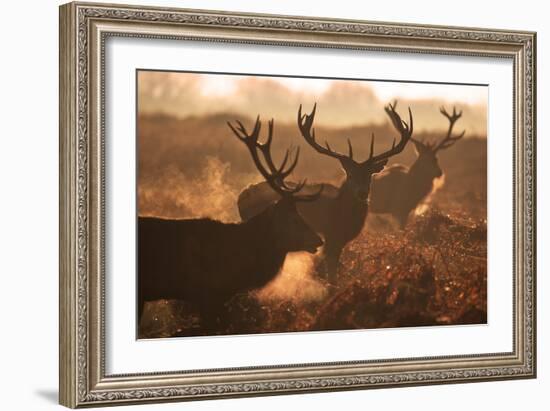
[
  {"xmin": 297, "ymin": 102, "xmax": 413, "ymax": 202},
  {"xmin": 228, "ymin": 116, "xmax": 324, "ymax": 253},
  {"xmin": 410, "ymin": 106, "xmax": 466, "ymax": 179}
]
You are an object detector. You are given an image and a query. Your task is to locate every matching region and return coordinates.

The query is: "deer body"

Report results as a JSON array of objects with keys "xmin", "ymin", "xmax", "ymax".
[
  {"xmin": 138, "ymin": 199, "xmax": 321, "ymax": 326},
  {"xmin": 238, "ymin": 103, "xmax": 413, "ymax": 283},
  {"xmin": 239, "ymin": 180, "xmax": 369, "ymax": 280},
  {"xmin": 138, "ymin": 115, "xmax": 323, "ymax": 330},
  {"xmin": 369, "ymin": 106, "xmax": 465, "ymax": 228},
  {"xmin": 370, "ymin": 162, "xmax": 441, "ymax": 228}
]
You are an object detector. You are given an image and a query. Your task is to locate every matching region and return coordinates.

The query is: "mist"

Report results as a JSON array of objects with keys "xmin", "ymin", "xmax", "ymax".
[
  {"xmin": 138, "ymin": 71, "xmax": 488, "ymax": 135},
  {"xmin": 256, "ymin": 253, "xmax": 328, "ymax": 303},
  {"xmin": 137, "ymin": 71, "xmax": 488, "ymax": 338},
  {"xmin": 137, "ymin": 110, "xmax": 486, "ymax": 221}
]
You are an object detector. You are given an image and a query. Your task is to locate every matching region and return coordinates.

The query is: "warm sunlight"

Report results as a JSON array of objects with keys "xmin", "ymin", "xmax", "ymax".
[
  {"xmin": 198, "ymin": 75, "xmax": 239, "ymax": 97},
  {"xmin": 138, "ymin": 71, "xmax": 488, "ymax": 134},
  {"xmin": 196, "ymin": 73, "xmax": 487, "ymax": 105}
]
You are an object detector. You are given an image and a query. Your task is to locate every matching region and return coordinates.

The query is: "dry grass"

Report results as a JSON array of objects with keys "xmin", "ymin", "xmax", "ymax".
[
  {"xmin": 138, "ymin": 113, "xmax": 487, "ymax": 339},
  {"xmin": 140, "ymin": 208, "xmax": 487, "ymax": 338}
]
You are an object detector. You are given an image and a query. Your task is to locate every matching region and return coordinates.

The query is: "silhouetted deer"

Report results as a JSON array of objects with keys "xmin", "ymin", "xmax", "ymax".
[
  {"xmin": 238, "ymin": 103, "xmax": 413, "ymax": 283},
  {"xmin": 138, "ymin": 116, "xmax": 323, "ymax": 331},
  {"xmin": 369, "ymin": 106, "xmax": 465, "ymax": 228}
]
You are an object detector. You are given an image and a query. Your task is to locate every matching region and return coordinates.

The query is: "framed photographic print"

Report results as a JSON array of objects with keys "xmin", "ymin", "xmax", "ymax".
[{"xmin": 59, "ymin": 1, "xmax": 537, "ymax": 408}]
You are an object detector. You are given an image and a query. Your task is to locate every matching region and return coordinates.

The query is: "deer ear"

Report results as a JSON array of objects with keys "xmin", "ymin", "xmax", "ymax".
[
  {"xmin": 338, "ymin": 158, "xmax": 354, "ymax": 175},
  {"xmin": 412, "ymin": 139, "xmax": 427, "ymax": 155},
  {"xmin": 370, "ymin": 159, "xmax": 388, "ymax": 174}
]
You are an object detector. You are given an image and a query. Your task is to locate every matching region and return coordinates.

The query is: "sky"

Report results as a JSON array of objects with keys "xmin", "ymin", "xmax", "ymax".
[
  {"xmin": 189, "ymin": 74, "xmax": 486, "ymax": 105},
  {"xmin": 137, "ymin": 70, "xmax": 488, "ymax": 136}
]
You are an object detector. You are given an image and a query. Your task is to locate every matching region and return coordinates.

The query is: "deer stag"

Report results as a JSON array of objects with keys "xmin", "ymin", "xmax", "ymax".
[
  {"xmin": 238, "ymin": 103, "xmax": 413, "ymax": 283},
  {"xmin": 138, "ymin": 116, "xmax": 323, "ymax": 332},
  {"xmin": 369, "ymin": 105, "xmax": 465, "ymax": 228}
]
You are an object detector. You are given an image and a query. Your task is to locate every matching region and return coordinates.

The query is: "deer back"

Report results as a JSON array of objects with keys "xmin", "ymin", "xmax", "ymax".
[
  {"xmin": 369, "ymin": 164, "xmax": 411, "ymax": 213},
  {"xmin": 139, "ymin": 199, "xmax": 322, "ymax": 299},
  {"xmin": 238, "ymin": 181, "xmax": 340, "ymax": 238}
]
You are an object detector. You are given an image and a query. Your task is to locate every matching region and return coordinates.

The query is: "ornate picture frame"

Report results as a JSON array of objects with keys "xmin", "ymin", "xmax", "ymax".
[{"xmin": 59, "ymin": 1, "xmax": 536, "ymax": 408}]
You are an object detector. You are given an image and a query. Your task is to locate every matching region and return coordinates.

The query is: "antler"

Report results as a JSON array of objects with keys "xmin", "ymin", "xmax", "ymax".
[
  {"xmin": 368, "ymin": 101, "xmax": 413, "ymax": 164},
  {"xmin": 434, "ymin": 106, "xmax": 465, "ymax": 152},
  {"xmin": 298, "ymin": 102, "xmax": 412, "ymax": 167},
  {"xmin": 228, "ymin": 116, "xmax": 323, "ymax": 202},
  {"xmin": 298, "ymin": 103, "xmax": 354, "ymax": 166}
]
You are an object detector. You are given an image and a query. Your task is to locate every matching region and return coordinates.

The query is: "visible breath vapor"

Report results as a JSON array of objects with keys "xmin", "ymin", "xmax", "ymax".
[
  {"xmin": 136, "ymin": 71, "xmax": 488, "ymax": 338},
  {"xmin": 139, "ymin": 156, "xmax": 259, "ymax": 222},
  {"xmin": 256, "ymin": 252, "xmax": 328, "ymax": 303}
]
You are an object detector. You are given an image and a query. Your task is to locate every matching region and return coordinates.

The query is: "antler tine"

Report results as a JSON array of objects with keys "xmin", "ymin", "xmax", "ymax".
[
  {"xmin": 266, "ymin": 118, "xmax": 274, "ymax": 148},
  {"xmin": 298, "ymin": 103, "xmax": 316, "ymax": 131},
  {"xmin": 439, "ymin": 106, "xmax": 463, "ymax": 122},
  {"xmin": 407, "ymin": 106, "xmax": 414, "ymax": 135},
  {"xmin": 290, "ymin": 178, "xmax": 307, "ymax": 194},
  {"xmin": 307, "ymin": 103, "xmax": 317, "ymax": 128},
  {"xmin": 297, "ymin": 103, "xmax": 354, "ymax": 164},
  {"xmin": 276, "ymin": 147, "xmax": 291, "ymax": 175},
  {"xmin": 387, "ymin": 100, "xmax": 397, "ymax": 113},
  {"xmin": 279, "ymin": 147, "xmax": 300, "ymax": 179},
  {"xmin": 252, "ymin": 115, "xmax": 261, "ymax": 140},
  {"xmin": 366, "ymin": 103, "xmax": 412, "ymax": 164},
  {"xmin": 229, "ymin": 115, "xmax": 310, "ymax": 198},
  {"xmin": 229, "ymin": 115, "xmax": 262, "ymax": 143},
  {"xmin": 252, "ymin": 119, "xmax": 299, "ymax": 192},
  {"xmin": 294, "ymin": 181, "xmax": 325, "ymax": 202},
  {"xmin": 228, "ymin": 116, "xmax": 276, "ymax": 186},
  {"xmin": 255, "ymin": 118, "xmax": 278, "ymax": 174},
  {"xmin": 368, "ymin": 133, "xmax": 375, "ymax": 159},
  {"xmin": 257, "ymin": 135, "xmax": 300, "ymax": 189},
  {"xmin": 437, "ymin": 130, "xmax": 466, "ymax": 151},
  {"xmin": 298, "ymin": 104, "xmax": 305, "ymax": 128},
  {"xmin": 347, "ymin": 139, "xmax": 353, "ymax": 159},
  {"xmin": 434, "ymin": 106, "xmax": 465, "ymax": 152},
  {"xmin": 227, "ymin": 121, "xmax": 243, "ymax": 141},
  {"xmin": 246, "ymin": 116, "xmax": 262, "ymax": 140}
]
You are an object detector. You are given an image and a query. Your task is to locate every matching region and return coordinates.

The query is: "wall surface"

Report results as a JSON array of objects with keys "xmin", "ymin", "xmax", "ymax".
[{"xmin": 0, "ymin": 0, "xmax": 546, "ymax": 410}]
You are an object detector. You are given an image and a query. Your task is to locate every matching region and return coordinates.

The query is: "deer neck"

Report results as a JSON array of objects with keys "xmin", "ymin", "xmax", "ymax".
[
  {"xmin": 337, "ymin": 179, "xmax": 369, "ymax": 216},
  {"xmin": 238, "ymin": 210, "xmax": 289, "ymax": 284},
  {"xmin": 242, "ymin": 207, "xmax": 288, "ymax": 253},
  {"xmin": 407, "ymin": 158, "xmax": 437, "ymax": 202}
]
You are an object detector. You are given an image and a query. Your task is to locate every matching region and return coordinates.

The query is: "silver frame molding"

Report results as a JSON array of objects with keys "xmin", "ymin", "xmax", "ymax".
[{"xmin": 59, "ymin": 2, "xmax": 536, "ymax": 408}]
